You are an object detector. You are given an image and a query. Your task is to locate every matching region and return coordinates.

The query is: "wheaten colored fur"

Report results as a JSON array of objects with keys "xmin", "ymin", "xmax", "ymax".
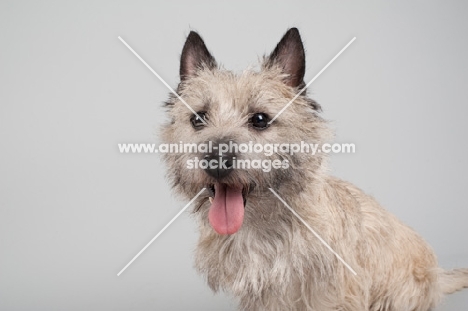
[{"xmin": 161, "ymin": 29, "xmax": 468, "ymax": 311}]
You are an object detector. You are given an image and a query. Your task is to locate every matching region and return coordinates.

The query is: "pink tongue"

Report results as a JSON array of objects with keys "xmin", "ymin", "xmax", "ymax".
[{"xmin": 208, "ymin": 183, "xmax": 244, "ymax": 235}]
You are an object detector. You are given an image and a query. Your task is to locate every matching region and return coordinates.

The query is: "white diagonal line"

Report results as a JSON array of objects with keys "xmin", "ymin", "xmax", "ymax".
[
  {"xmin": 268, "ymin": 37, "xmax": 356, "ymax": 124},
  {"xmin": 268, "ymin": 188, "xmax": 357, "ymax": 276},
  {"xmin": 117, "ymin": 188, "xmax": 206, "ymax": 276},
  {"xmin": 118, "ymin": 36, "xmax": 207, "ymax": 125}
]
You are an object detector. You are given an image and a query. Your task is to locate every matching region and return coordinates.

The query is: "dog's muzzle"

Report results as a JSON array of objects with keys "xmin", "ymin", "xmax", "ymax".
[{"xmin": 203, "ymin": 150, "xmax": 236, "ymax": 179}]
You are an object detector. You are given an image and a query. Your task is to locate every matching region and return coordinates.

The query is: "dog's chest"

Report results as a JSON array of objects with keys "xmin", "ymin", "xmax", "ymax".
[{"xmin": 195, "ymin": 228, "xmax": 297, "ymax": 294}]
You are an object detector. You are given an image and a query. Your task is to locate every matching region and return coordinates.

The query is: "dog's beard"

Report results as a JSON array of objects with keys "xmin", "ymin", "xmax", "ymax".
[{"xmin": 166, "ymin": 151, "xmax": 317, "ymax": 235}]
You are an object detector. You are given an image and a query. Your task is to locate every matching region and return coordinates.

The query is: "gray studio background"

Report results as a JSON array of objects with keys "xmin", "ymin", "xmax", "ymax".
[{"xmin": 1, "ymin": 1, "xmax": 467, "ymax": 310}]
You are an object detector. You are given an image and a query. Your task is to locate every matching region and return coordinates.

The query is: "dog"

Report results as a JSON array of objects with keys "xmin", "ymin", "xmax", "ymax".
[{"xmin": 161, "ymin": 28, "xmax": 468, "ymax": 310}]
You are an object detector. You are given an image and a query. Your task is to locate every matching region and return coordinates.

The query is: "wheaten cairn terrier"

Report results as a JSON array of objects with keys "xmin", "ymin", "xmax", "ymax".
[{"xmin": 161, "ymin": 28, "xmax": 468, "ymax": 311}]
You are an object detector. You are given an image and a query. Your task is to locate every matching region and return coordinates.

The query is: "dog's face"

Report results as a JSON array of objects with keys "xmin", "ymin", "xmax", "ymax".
[{"xmin": 161, "ymin": 29, "xmax": 330, "ymax": 235}]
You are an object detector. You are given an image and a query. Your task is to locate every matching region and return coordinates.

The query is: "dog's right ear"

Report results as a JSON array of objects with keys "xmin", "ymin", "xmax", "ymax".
[{"xmin": 180, "ymin": 31, "xmax": 217, "ymax": 81}]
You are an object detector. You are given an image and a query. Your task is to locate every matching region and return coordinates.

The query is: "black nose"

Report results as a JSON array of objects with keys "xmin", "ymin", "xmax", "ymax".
[{"xmin": 203, "ymin": 151, "xmax": 235, "ymax": 179}]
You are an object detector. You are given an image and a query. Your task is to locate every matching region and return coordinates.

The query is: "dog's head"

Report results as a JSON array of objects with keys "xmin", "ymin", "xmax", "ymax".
[{"xmin": 161, "ymin": 28, "xmax": 331, "ymax": 235}]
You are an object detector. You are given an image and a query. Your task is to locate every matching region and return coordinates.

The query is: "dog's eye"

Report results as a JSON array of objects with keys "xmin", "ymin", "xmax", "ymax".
[
  {"xmin": 191, "ymin": 112, "xmax": 207, "ymax": 128},
  {"xmin": 249, "ymin": 113, "xmax": 269, "ymax": 130}
]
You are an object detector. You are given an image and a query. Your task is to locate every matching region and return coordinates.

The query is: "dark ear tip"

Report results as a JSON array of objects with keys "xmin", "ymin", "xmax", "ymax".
[
  {"xmin": 287, "ymin": 27, "xmax": 299, "ymax": 34},
  {"xmin": 187, "ymin": 31, "xmax": 202, "ymax": 39},
  {"xmin": 284, "ymin": 27, "xmax": 302, "ymax": 41},
  {"xmin": 185, "ymin": 31, "xmax": 205, "ymax": 45}
]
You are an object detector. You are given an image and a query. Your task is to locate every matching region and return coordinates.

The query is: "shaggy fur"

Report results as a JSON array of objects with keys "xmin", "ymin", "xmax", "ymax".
[{"xmin": 161, "ymin": 28, "xmax": 468, "ymax": 311}]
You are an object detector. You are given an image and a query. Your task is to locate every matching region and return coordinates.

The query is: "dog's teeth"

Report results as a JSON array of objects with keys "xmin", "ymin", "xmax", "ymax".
[{"xmin": 209, "ymin": 197, "xmax": 213, "ymax": 204}]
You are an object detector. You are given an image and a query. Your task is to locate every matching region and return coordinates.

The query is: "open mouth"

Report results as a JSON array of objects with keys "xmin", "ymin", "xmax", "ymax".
[{"xmin": 206, "ymin": 183, "xmax": 251, "ymax": 235}]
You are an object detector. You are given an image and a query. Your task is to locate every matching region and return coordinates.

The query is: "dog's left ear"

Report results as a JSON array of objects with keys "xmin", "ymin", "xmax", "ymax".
[
  {"xmin": 265, "ymin": 28, "xmax": 305, "ymax": 88},
  {"xmin": 180, "ymin": 31, "xmax": 217, "ymax": 81}
]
